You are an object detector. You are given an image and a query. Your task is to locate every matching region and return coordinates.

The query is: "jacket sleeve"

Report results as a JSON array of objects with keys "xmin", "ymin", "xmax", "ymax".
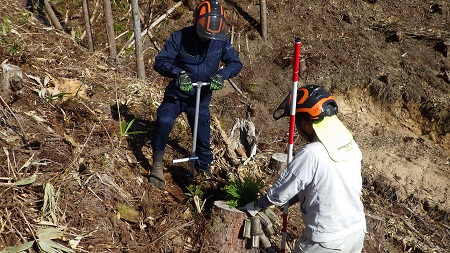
[
  {"xmin": 153, "ymin": 31, "xmax": 183, "ymax": 78},
  {"xmin": 217, "ymin": 40, "xmax": 243, "ymax": 79},
  {"xmin": 265, "ymin": 148, "xmax": 316, "ymax": 206}
]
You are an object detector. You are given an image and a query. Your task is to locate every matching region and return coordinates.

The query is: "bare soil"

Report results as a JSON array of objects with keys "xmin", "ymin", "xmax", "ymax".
[{"xmin": 0, "ymin": 0, "xmax": 449, "ymax": 252}]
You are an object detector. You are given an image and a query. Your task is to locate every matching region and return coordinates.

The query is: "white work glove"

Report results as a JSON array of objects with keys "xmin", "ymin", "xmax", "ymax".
[
  {"xmin": 241, "ymin": 201, "xmax": 261, "ymax": 217},
  {"xmin": 241, "ymin": 209, "xmax": 278, "ymax": 249}
]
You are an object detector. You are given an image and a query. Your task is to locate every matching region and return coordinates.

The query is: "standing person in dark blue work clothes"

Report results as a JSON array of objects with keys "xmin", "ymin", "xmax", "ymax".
[{"xmin": 150, "ymin": 0, "xmax": 243, "ymax": 189}]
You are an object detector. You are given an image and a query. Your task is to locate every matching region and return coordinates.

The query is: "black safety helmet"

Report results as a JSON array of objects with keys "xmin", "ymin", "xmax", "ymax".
[
  {"xmin": 194, "ymin": 0, "xmax": 227, "ymax": 41},
  {"xmin": 273, "ymin": 85, "xmax": 338, "ymax": 123}
]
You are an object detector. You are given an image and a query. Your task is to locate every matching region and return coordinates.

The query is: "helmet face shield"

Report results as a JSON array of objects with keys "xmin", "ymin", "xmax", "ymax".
[
  {"xmin": 196, "ymin": 14, "xmax": 227, "ymax": 41},
  {"xmin": 273, "ymin": 92, "xmax": 292, "ymax": 120},
  {"xmin": 195, "ymin": 0, "xmax": 227, "ymax": 41}
]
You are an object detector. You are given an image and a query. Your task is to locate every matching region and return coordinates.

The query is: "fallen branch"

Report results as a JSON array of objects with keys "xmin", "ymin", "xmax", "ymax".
[
  {"xmin": 65, "ymin": 123, "xmax": 97, "ymax": 174},
  {"xmin": 403, "ymin": 30, "xmax": 450, "ymax": 41},
  {"xmin": 118, "ymin": 1, "xmax": 182, "ymax": 56},
  {"xmin": 150, "ymin": 220, "xmax": 194, "ymax": 245},
  {"xmin": 44, "ymin": 0, "xmax": 63, "ymax": 30},
  {"xmin": 146, "ymin": 31, "xmax": 161, "ymax": 52},
  {"xmin": 228, "ymin": 79, "xmax": 245, "ymax": 97},
  {"xmin": 212, "ymin": 115, "xmax": 240, "ymax": 166},
  {"xmin": 0, "ymin": 95, "xmax": 28, "ymax": 143}
]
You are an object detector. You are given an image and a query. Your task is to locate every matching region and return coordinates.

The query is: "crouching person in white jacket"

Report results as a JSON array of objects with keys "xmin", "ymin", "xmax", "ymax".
[{"xmin": 242, "ymin": 85, "xmax": 366, "ymax": 253}]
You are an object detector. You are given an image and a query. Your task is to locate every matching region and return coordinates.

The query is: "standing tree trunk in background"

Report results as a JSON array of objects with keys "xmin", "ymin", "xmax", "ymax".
[
  {"xmin": 102, "ymin": 0, "xmax": 117, "ymax": 60},
  {"xmin": 131, "ymin": 0, "xmax": 145, "ymax": 79},
  {"xmin": 260, "ymin": 0, "xmax": 267, "ymax": 40},
  {"xmin": 43, "ymin": 0, "xmax": 63, "ymax": 30},
  {"xmin": 82, "ymin": 0, "xmax": 94, "ymax": 52}
]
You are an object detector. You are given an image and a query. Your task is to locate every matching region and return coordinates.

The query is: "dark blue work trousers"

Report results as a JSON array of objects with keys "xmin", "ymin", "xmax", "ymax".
[{"xmin": 152, "ymin": 94, "xmax": 212, "ymax": 170}]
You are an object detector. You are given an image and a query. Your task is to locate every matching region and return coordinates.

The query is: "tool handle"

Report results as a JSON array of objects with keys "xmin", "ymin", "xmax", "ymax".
[
  {"xmin": 192, "ymin": 82, "xmax": 210, "ymax": 87},
  {"xmin": 172, "ymin": 156, "xmax": 198, "ymax": 164},
  {"xmin": 281, "ymin": 37, "xmax": 301, "ymax": 253}
]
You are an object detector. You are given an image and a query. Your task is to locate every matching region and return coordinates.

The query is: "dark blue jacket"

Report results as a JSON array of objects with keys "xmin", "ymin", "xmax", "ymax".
[{"xmin": 153, "ymin": 26, "xmax": 243, "ymax": 100}]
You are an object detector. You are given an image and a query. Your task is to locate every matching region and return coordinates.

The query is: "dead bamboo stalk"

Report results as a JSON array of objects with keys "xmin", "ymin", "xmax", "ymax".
[
  {"xmin": 131, "ymin": 0, "xmax": 145, "ymax": 79},
  {"xmin": 260, "ymin": 0, "xmax": 267, "ymax": 40},
  {"xmin": 118, "ymin": 1, "xmax": 182, "ymax": 56},
  {"xmin": 228, "ymin": 79, "xmax": 245, "ymax": 97},
  {"xmin": 146, "ymin": 31, "xmax": 161, "ymax": 51},
  {"xmin": 230, "ymin": 24, "xmax": 234, "ymax": 44},
  {"xmin": 82, "ymin": 0, "xmax": 94, "ymax": 51},
  {"xmin": 102, "ymin": 0, "xmax": 117, "ymax": 59},
  {"xmin": 44, "ymin": 0, "xmax": 63, "ymax": 30},
  {"xmin": 90, "ymin": 0, "xmax": 100, "ymax": 25},
  {"xmin": 212, "ymin": 115, "xmax": 240, "ymax": 166}
]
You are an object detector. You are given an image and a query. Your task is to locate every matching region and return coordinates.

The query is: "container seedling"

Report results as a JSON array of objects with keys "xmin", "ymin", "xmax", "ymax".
[{"xmin": 222, "ymin": 176, "xmax": 263, "ymax": 208}]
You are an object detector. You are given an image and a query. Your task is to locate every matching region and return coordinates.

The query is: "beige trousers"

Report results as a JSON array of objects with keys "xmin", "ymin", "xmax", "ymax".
[{"xmin": 292, "ymin": 229, "xmax": 365, "ymax": 253}]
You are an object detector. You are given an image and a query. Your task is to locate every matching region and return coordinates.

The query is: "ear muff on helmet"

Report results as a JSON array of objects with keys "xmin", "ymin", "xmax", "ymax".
[
  {"xmin": 194, "ymin": 0, "xmax": 227, "ymax": 41},
  {"xmin": 273, "ymin": 85, "xmax": 338, "ymax": 123}
]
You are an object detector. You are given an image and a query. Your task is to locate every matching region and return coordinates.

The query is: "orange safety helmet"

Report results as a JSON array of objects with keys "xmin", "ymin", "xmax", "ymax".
[
  {"xmin": 273, "ymin": 85, "xmax": 338, "ymax": 123},
  {"xmin": 194, "ymin": 0, "xmax": 227, "ymax": 41}
]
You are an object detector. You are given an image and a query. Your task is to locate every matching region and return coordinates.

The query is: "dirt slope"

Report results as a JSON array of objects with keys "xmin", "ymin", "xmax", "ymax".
[{"xmin": 0, "ymin": 0, "xmax": 449, "ymax": 252}]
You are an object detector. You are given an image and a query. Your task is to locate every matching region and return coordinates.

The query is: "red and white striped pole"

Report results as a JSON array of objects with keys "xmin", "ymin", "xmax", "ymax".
[{"xmin": 281, "ymin": 37, "xmax": 301, "ymax": 253}]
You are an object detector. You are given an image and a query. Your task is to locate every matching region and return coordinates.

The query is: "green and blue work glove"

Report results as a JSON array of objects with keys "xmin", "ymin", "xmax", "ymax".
[
  {"xmin": 177, "ymin": 71, "xmax": 192, "ymax": 92},
  {"xmin": 209, "ymin": 73, "xmax": 224, "ymax": 91},
  {"xmin": 239, "ymin": 201, "xmax": 278, "ymax": 249}
]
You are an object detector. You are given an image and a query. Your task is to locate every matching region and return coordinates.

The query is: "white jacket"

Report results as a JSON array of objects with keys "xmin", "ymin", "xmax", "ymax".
[{"xmin": 266, "ymin": 140, "xmax": 366, "ymax": 242}]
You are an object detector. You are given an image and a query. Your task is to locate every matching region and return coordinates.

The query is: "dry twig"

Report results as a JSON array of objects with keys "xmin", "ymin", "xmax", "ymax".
[
  {"xmin": 118, "ymin": 1, "xmax": 182, "ymax": 56},
  {"xmin": 0, "ymin": 95, "xmax": 28, "ymax": 143}
]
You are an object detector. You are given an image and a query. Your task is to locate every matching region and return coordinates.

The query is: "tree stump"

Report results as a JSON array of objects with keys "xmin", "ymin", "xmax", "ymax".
[
  {"xmin": 269, "ymin": 153, "xmax": 287, "ymax": 175},
  {"xmin": 230, "ymin": 118, "xmax": 258, "ymax": 165},
  {"xmin": 1, "ymin": 63, "xmax": 23, "ymax": 103},
  {"xmin": 205, "ymin": 201, "xmax": 258, "ymax": 253},
  {"xmin": 444, "ymin": 39, "xmax": 450, "ymax": 57}
]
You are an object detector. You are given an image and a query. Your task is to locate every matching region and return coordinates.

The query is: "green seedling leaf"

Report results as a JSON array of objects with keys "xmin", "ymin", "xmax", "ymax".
[
  {"xmin": 126, "ymin": 131, "xmax": 145, "ymax": 135},
  {"xmin": 120, "ymin": 119, "xmax": 128, "ymax": 136},
  {"xmin": 13, "ymin": 173, "xmax": 37, "ymax": 186},
  {"xmin": 122, "ymin": 119, "xmax": 134, "ymax": 134},
  {"xmin": 47, "ymin": 92, "xmax": 72, "ymax": 100},
  {"xmin": 222, "ymin": 176, "xmax": 263, "ymax": 207},
  {"xmin": 123, "ymin": 118, "xmax": 134, "ymax": 133},
  {"xmin": 0, "ymin": 241, "xmax": 34, "ymax": 253},
  {"xmin": 120, "ymin": 118, "xmax": 144, "ymax": 137}
]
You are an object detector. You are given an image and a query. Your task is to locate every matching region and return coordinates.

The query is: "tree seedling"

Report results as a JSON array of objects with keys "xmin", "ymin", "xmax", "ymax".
[
  {"xmin": 185, "ymin": 182, "xmax": 206, "ymax": 213},
  {"xmin": 222, "ymin": 176, "xmax": 263, "ymax": 208},
  {"xmin": 119, "ymin": 118, "xmax": 143, "ymax": 138}
]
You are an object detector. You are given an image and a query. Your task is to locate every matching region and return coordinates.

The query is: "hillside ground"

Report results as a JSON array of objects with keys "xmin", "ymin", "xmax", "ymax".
[{"xmin": 0, "ymin": 0, "xmax": 449, "ymax": 252}]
